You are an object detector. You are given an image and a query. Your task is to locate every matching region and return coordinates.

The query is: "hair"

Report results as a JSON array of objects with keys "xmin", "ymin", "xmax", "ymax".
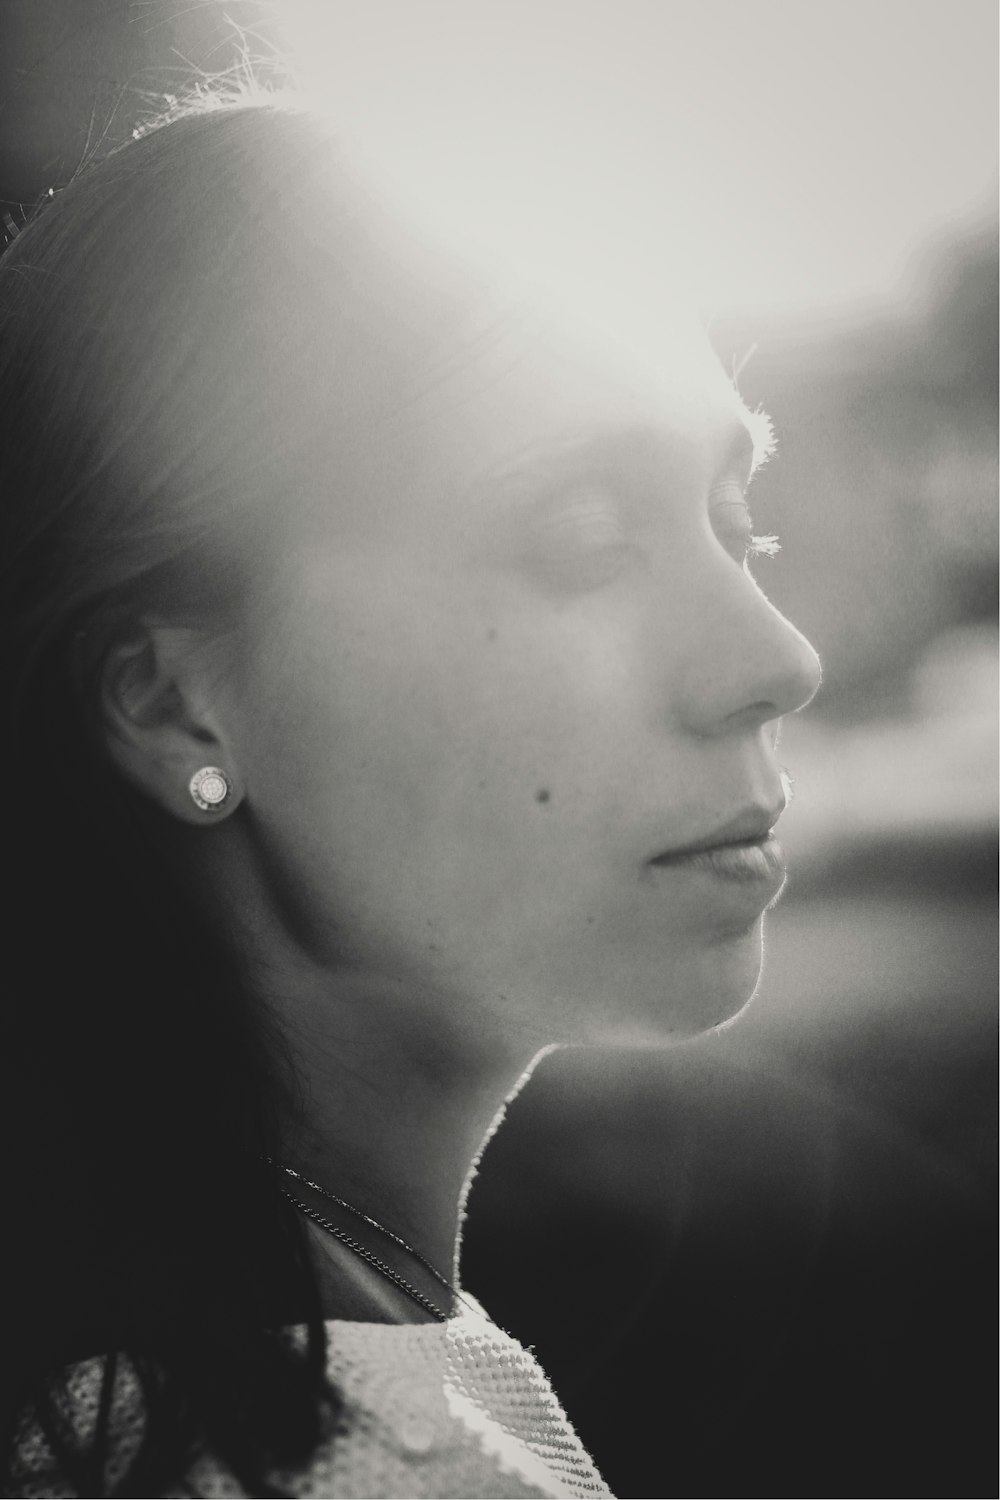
[{"xmin": 0, "ymin": 91, "xmax": 442, "ymax": 1497}]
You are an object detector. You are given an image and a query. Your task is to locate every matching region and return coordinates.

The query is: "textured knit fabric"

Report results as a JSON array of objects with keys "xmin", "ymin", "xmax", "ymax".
[{"xmin": 13, "ymin": 1294, "xmax": 612, "ymax": 1498}]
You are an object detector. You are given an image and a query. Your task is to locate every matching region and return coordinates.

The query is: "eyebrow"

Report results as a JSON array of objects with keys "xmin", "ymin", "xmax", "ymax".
[
  {"xmin": 470, "ymin": 410, "xmax": 775, "ymax": 506},
  {"xmin": 739, "ymin": 404, "xmax": 778, "ymax": 479}
]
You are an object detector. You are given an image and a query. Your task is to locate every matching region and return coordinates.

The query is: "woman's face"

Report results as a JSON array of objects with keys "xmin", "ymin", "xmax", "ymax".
[{"xmin": 222, "ymin": 291, "xmax": 821, "ymax": 1050}]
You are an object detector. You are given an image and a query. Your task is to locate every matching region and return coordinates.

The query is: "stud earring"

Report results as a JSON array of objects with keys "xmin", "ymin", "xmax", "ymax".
[{"xmin": 188, "ymin": 766, "xmax": 231, "ymax": 812}]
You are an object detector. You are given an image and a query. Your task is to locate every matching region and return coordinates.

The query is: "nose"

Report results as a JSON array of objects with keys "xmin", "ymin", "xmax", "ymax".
[{"xmin": 679, "ymin": 573, "xmax": 822, "ymax": 736}]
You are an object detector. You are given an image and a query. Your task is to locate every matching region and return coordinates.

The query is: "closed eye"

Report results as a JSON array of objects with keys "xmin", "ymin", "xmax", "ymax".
[{"xmin": 709, "ymin": 478, "xmax": 780, "ymax": 565}]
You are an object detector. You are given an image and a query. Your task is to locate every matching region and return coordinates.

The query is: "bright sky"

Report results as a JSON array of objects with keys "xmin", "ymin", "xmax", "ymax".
[{"xmin": 276, "ymin": 0, "xmax": 997, "ymax": 321}]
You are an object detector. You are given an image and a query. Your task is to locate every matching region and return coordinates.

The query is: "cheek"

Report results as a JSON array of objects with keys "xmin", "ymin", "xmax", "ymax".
[
  {"xmin": 238, "ymin": 561, "xmax": 543, "ymax": 903},
  {"xmin": 240, "ymin": 553, "xmax": 643, "ymax": 934}
]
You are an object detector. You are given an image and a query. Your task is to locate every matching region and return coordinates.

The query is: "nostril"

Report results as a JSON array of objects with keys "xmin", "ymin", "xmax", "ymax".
[
  {"xmin": 720, "ymin": 699, "xmax": 782, "ymax": 733},
  {"xmin": 762, "ymin": 613, "xmax": 822, "ymax": 719},
  {"xmin": 729, "ymin": 624, "xmax": 821, "ymax": 729}
]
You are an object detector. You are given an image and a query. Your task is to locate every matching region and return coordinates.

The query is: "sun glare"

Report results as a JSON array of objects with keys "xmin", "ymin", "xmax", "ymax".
[{"xmin": 274, "ymin": 0, "xmax": 997, "ymax": 328}]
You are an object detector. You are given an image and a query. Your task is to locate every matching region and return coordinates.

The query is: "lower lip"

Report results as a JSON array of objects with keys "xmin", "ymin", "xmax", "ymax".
[{"xmin": 650, "ymin": 836, "xmax": 786, "ymax": 887}]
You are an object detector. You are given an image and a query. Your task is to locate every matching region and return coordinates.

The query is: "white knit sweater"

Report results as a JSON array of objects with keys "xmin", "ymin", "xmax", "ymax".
[{"xmin": 15, "ymin": 1295, "xmax": 612, "ymax": 1498}]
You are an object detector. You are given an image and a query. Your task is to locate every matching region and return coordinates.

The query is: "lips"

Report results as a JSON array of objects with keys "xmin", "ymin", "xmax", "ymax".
[{"xmin": 648, "ymin": 803, "xmax": 785, "ymax": 865}]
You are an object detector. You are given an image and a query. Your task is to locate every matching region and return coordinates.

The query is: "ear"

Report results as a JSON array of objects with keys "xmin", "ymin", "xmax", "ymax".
[{"xmin": 99, "ymin": 623, "xmax": 244, "ymax": 826}]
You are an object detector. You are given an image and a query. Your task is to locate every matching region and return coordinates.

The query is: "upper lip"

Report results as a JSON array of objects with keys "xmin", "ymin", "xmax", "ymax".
[{"xmin": 649, "ymin": 803, "xmax": 785, "ymax": 863}]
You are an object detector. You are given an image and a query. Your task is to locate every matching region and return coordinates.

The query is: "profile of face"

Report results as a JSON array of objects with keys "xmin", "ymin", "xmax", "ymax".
[{"xmin": 194, "ymin": 236, "xmax": 821, "ymax": 1055}]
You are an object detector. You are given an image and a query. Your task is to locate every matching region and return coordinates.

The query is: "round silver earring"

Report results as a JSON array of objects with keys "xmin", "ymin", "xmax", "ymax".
[{"xmin": 188, "ymin": 766, "xmax": 231, "ymax": 812}]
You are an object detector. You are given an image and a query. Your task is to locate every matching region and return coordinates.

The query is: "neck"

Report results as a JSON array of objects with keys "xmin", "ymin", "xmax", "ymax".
[
  {"xmin": 199, "ymin": 832, "xmax": 554, "ymax": 1321},
  {"xmin": 275, "ymin": 966, "xmax": 547, "ymax": 1314}
]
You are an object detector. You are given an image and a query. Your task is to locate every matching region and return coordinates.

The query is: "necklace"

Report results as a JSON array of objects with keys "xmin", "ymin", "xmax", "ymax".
[{"xmin": 273, "ymin": 1160, "xmax": 456, "ymax": 1323}]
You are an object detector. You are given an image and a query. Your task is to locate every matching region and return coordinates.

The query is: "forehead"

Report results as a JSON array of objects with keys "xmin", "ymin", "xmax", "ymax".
[
  {"xmin": 276, "ymin": 265, "xmax": 763, "ymax": 558},
  {"xmin": 386, "ymin": 292, "xmax": 757, "ymax": 504}
]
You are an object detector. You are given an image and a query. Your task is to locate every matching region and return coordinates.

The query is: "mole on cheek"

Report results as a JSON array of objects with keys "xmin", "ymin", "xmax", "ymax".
[{"xmin": 534, "ymin": 788, "xmax": 551, "ymax": 805}]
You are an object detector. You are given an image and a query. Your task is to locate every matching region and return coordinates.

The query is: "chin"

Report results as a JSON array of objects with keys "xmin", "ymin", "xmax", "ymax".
[
  {"xmin": 697, "ymin": 917, "xmax": 767, "ymax": 1030},
  {"xmin": 584, "ymin": 916, "xmax": 766, "ymax": 1048}
]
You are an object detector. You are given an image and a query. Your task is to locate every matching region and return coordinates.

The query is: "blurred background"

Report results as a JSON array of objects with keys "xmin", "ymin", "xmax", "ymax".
[{"xmin": 2, "ymin": 2, "xmax": 995, "ymax": 1495}]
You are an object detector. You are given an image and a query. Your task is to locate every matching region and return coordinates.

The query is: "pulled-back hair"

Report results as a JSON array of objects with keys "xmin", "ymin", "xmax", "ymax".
[{"xmin": 0, "ymin": 93, "xmax": 436, "ymax": 1497}]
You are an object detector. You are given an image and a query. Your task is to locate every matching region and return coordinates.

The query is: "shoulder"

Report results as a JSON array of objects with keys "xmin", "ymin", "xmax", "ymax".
[
  {"xmin": 197, "ymin": 1308, "xmax": 610, "ymax": 1499},
  {"xmin": 283, "ymin": 1307, "xmax": 609, "ymax": 1499},
  {"xmin": 10, "ymin": 1310, "xmax": 611, "ymax": 1499}
]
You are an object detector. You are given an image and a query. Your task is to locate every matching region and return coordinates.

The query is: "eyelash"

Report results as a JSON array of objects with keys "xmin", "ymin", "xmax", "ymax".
[{"xmin": 708, "ymin": 481, "xmax": 781, "ymax": 565}]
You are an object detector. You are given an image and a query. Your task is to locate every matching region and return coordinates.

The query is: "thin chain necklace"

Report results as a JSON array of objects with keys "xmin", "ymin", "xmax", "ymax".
[{"xmin": 273, "ymin": 1160, "xmax": 457, "ymax": 1324}]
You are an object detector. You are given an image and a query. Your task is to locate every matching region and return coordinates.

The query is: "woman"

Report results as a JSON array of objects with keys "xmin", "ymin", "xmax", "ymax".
[{"xmin": 0, "ymin": 90, "xmax": 820, "ymax": 1498}]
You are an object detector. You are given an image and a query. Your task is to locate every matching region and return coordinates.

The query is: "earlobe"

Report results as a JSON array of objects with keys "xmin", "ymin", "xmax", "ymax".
[{"xmin": 99, "ymin": 625, "xmax": 243, "ymax": 824}]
